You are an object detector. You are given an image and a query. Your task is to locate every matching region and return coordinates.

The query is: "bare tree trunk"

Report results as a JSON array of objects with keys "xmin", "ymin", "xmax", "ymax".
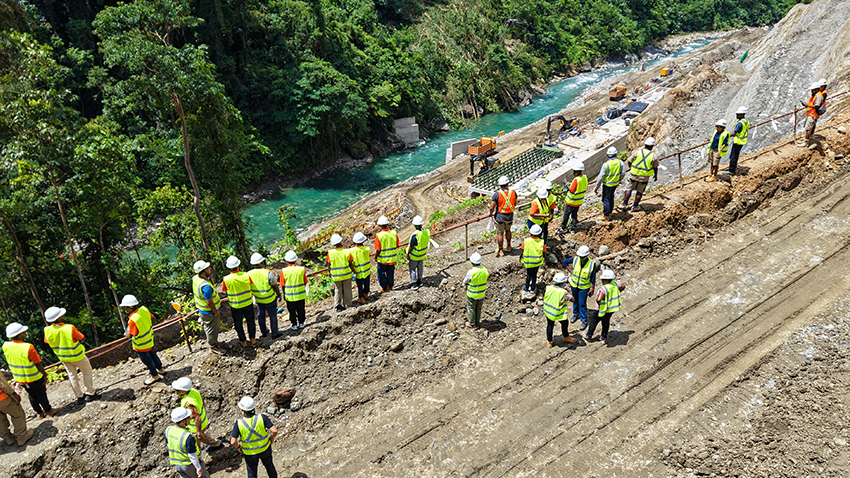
[
  {"xmin": 0, "ymin": 288, "xmax": 11, "ymax": 326},
  {"xmin": 0, "ymin": 213, "xmax": 46, "ymax": 323},
  {"xmin": 170, "ymin": 92, "xmax": 212, "ymax": 259},
  {"xmin": 99, "ymin": 223, "xmax": 126, "ymax": 330},
  {"xmin": 232, "ymin": 196, "xmax": 250, "ymax": 261},
  {"xmin": 48, "ymin": 170, "xmax": 100, "ymax": 345}
]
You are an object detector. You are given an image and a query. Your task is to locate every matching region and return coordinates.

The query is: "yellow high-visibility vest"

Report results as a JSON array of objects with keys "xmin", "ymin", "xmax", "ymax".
[
  {"xmin": 630, "ymin": 149, "xmax": 655, "ymax": 177},
  {"xmin": 193, "ymin": 275, "xmax": 221, "ymax": 313},
  {"xmin": 248, "ymin": 268, "xmax": 276, "ymax": 304},
  {"xmin": 181, "ymin": 389, "xmax": 209, "ymax": 433},
  {"xmin": 565, "ymin": 175, "xmax": 588, "ymax": 206},
  {"xmin": 376, "ymin": 230, "xmax": 399, "ymax": 265},
  {"xmin": 408, "ymin": 229, "xmax": 430, "ymax": 261},
  {"xmin": 522, "ymin": 237, "xmax": 544, "ymax": 268},
  {"xmin": 328, "ymin": 248, "xmax": 353, "ymax": 282},
  {"xmin": 166, "ymin": 425, "xmax": 193, "ymax": 466},
  {"xmin": 569, "ymin": 257, "xmax": 595, "ymax": 290},
  {"xmin": 281, "ymin": 266, "xmax": 307, "ymax": 302},
  {"xmin": 223, "ymin": 271, "xmax": 253, "ymax": 308},
  {"xmin": 2, "ymin": 341, "xmax": 42, "ymax": 383},
  {"xmin": 129, "ymin": 307, "xmax": 154, "ymax": 352},
  {"xmin": 44, "ymin": 323, "xmax": 86, "ymax": 362},
  {"xmin": 543, "ymin": 285, "xmax": 568, "ymax": 321},
  {"xmin": 466, "ymin": 266, "xmax": 489, "ymax": 299},
  {"xmin": 599, "ymin": 282, "xmax": 622, "ymax": 315},
  {"xmin": 350, "ymin": 245, "xmax": 371, "ymax": 279},
  {"xmin": 237, "ymin": 414, "xmax": 271, "ymax": 456}
]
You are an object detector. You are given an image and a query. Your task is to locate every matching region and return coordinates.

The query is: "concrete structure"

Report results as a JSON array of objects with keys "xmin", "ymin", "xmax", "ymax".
[
  {"xmin": 393, "ymin": 117, "xmax": 420, "ymax": 148},
  {"xmin": 445, "ymin": 138, "xmax": 479, "ymax": 164}
]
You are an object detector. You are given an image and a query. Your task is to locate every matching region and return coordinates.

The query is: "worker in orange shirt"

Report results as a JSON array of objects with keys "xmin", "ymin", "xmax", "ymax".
[
  {"xmin": 2, "ymin": 323, "xmax": 58, "ymax": 419},
  {"xmin": 43, "ymin": 306, "xmax": 99, "ymax": 403},
  {"xmin": 489, "ymin": 175, "xmax": 517, "ymax": 256},
  {"xmin": 558, "ymin": 164, "xmax": 587, "ymax": 235},
  {"xmin": 375, "ymin": 216, "xmax": 400, "ymax": 292}
]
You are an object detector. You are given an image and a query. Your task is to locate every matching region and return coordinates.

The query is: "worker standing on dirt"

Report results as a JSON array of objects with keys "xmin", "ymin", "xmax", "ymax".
[
  {"xmin": 328, "ymin": 234, "xmax": 355, "ymax": 311},
  {"xmin": 248, "ymin": 253, "xmax": 283, "ymax": 340},
  {"xmin": 2, "ymin": 323, "xmax": 57, "ymax": 419},
  {"xmin": 0, "ymin": 373, "xmax": 34, "ymax": 446},
  {"xmin": 43, "ymin": 306, "xmax": 100, "ymax": 403},
  {"xmin": 120, "ymin": 294, "xmax": 166, "ymax": 385},
  {"xmin": 520, "ymin": 224, "xmax": 546, "ymax": 294},
  {"xmin": 375, "ymin": 216, "xmax": 400, "ymax": 292},
  {"xmin": 803, "ymin": 81, "xmax": 826, "ymax": 145},
  {"xmin": 463, "ymin": 253, "xmax": 488, "ymax": 328},
  {"xmin": 280, "ymin": 251, "xmax": 308, "ymax": 330},
  {"xmin": 166, "ymin": 407, "xmax": 211, "ymax": 478},
  {"xmin": 543, "ymin": 180, "xmax": 556, "ymax": 244},
  {"xmin": 231, "ymin": 396, "xmax": 279, "ymax": 478},
  {"xmin": 192, "ymin": 260, "xmax": 225, "ymax": 355},
  {"xmin": 527, "ymin": 187, "xmax": 551, "ymax": 241},
  {"xmin": 406, "ymin": 216, "xmax": 430, "ymax": 290},
  {"xmin": 489, "ymin": 176, "xmax": 516, "ymax": 256},
  {"xmin": 172, "ymin": 377, "xmax": 223, "ymax": 451},
  {"xmin": 543, "ymin": 272, "xmax": 578, "ymax": 348},
  {"xmin": 562, "ymin": 245, "xmax": 598, "ymax": 332},
  {"xmin": 726, "ymin": 107, "xmax": 749, "ymax": 176},
  {"xmin": 351, "ymin": 232, "xmax": 372, "ymax": 303},
  {"xmin": 594, "ymin": 147, "xmax": 625, "ymax": 220},
  {"xmin": 558, "ymin": 164, "xmax": 587, "ymax": 234},
  {"xmin": 621, "ymin": 137, "xmax": 658, "ymax": 212},
  {"xmin": 223, "ymin": 256, "xmax": 260, "ymax": 347},
  {"xmin": 584, "ymin": 269, "xmax": 625, "ymax": 344},
  {"xmin": 705, "ymin": 119, "xmax": 730, "ymax": 183}
]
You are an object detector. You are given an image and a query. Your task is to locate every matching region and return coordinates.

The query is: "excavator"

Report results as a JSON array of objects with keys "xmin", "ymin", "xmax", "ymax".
[{"xmin": 545, "ymin": 115, "xmax": 578, "ymax": 140}]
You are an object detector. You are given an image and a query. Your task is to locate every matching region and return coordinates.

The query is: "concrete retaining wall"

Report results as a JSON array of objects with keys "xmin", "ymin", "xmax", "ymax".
[{"xmin": 446, "ymin": 138, "xmax": 478, "ymax": 164}]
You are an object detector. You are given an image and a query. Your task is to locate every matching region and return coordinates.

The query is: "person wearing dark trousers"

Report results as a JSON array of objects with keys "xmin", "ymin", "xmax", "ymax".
[
  {"xmin": 121, "ymin": 294, "xmax": 166, "ymax": 386},
  {"xmin": 520, "ymin": 224, "xmax": 545, "ymax": 293},
  {"xmin": 351, "ymin": 232, "xmax": 372, "ymax": 303},
  {"xmin": 727, "ymin": 106, "xmax": 749, "ymax": 175},
  {"xmin": 542, "ymin": 273, "xmax": 578, "ymax": 347},
  {"xmin": 232, "ymin": 396, "xmax": 278, "ymax": 478},
  {"xmin": 558, "ymin": 165, "xmax": 587, "ymax": 234},
  {"xmin": 280, "ymin": 251, "xmax": 308, "ymax": 330},
  {"xmin": 248, "ymin": 252, "xmax": 282, "ymax": 339},
  {"xmin": 594, "ymin": 147, "xmax": 625, "ymax": 220},
  {"xmin": 562, "ymin": 245, "xmax": 599, "ymax": 332},
  {"xmin": 2, "ymin": 323, "xmax": 58, "ymax": 419},
  {"xmin": 222, "ymin": 255, "xmax": 258, "ymax": 347},
  {"xmin": 584, "ymin": 269, "xmax": 625, "ymax": 344},
  {"xmin": 375, "ymin": 215, "xmax": 400, "ymax": 292}
]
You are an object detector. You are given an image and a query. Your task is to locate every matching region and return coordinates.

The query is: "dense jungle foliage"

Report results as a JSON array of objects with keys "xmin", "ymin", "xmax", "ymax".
[{"xmin": 0, "ymin": 0, "xmax": 801, "ymax": 361}]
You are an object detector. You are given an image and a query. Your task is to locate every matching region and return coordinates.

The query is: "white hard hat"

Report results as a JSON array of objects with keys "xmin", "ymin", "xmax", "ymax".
[
  {"xmin": 736, "ymin": 106, "xmax": 748, "ymax": 115},
  {"xmin": 573, "ymin": 163, "xmax": 585, "ymax": 171},
  {"xmin": 541, "ymin": 180, "xmax": 552, "ymax": 190},
  {"xmin": 352, "ymin": 232, "xmax": 367, "ymax": 244},
  {"xmin": 45, "ymin": 306, "xmax": 66, "ymax": 323},
  {"xmin": 715, "ymin": 119, "xmax": 726, "ymax": 127},
  {"xmin": 469, "ymin": 252, "xmax": 482, "ymax": 265},
  {"xmin": 250, "ymin": 252, "xmax": 265, "ymax": 265},
  {"xmin": 498, "ymin": 176, "xmax": 510, "ymax": 186},
  {"xmin": 412, "ymin": 215, "xmax": 424, "ymax": 226},
  {"xmin": 193, "ymin": 260, "xmax": 211, "ymax": 273},
  {"xmin": 171, "ymin": 407, "xmax": 192, "ymax": 423},
  {"xmin": 576, "ymin": 245, "xmax": 590, "ymax": 257},
  {"xmin": 810, "ymin": 82, "xmax": 820, "ymax": 90},
  {"xmin": 6, "ymin": 322, "xmax": 27, "ymax": 339},
  {"xmin": 530, "ymin": 224, "xmax": 543, "ymax": 236},
  {"xmin": 819, "ymin": 78, "xmax": 827, "ymax": 87},
  {"xmin": 238, "ymin": 396, "xmax": 256, "ymax": 411},
  {"xmin": 536, "ymin": 188, "xmax": 548, "ymax": 199},
  {"xmin": 171, "ymin": 377, "xmax": 193, "ymax": 392},
  {"xmin": 330, "ymin": 234, "xmax": 343, "ymax": 246},
  {"xmin": 284, "ymin": 250, "xmax": 298, "ymax": 263},
  {"xmin": 225, "ymin": 255, "xmax": 241, "ymax": 269},
  {"xmin": 601, "ymin": 269, "xmax": 616, "ymax": 280},
  {"xmin": 607, "ymin": 146, "xmax": 618, "ymax": 157},
  {"xmin": 119, "ymin": 295, "xmax": 139, "ymax": 308},
  {"xmin": 377, "ymin": 215, "xmax": 389, "ymax": 226},
  {"xmin": 553, "ymin": 272, "xmax": 568, "ymax": 284},
  {"xmin": 644, "ymin": 137, "xmax": 656, "ymax": 147}
]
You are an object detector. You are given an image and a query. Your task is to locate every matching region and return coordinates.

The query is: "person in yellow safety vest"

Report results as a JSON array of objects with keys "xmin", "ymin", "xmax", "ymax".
[
  {"xmin": 43, "ymin": 306, "xmax": 100, "ymax": 402},
  {"xmin": 726, "ymin": 107, "xmax": 749, "ymax": 176},
  {"xmin": 166, "ymin": 407, "xmax": 211, "ymax": 478},
  {"xmin": 231, "ymin": 396, "xmax": 279, "ymax": 478},
  {"xmin": 527, "ymin": 187, "xmax": 550, "ymax": 242},
  {"xmin": 406, "ymin": 215, "xmax": 430, "ymax": 291},
  {"xmin": 705, "ymin": 118, "xmax": 730, "ymax": 183},
  {"xmin": 463, "ymin": 253, "xmax": 489, "ymax": 329},
  {"xmin": 172, "ymin": 377, "xmax": 223, "ymax": 451},
  {"xmin": 488, "ymin": 175, "xmax": 517, "ymax": 256},
  {"xmin": 0, "ymin": 373, "xmax": 33, "ymax": 446},
  {"xmin": 583, "ymin": 269, "xmax": 626, "ymax": 345},
  {"xmin": 120, "ymin": 295, "xmax": 166, "ymax": 385},
  {"xmin": 375, "ymin": 215, "xmax": 401, "ymax": 292},
  {"xmin": 280, "ymin": 250, "xmax": 308, "ymax": 330},
  {"xmin": 561, "ymin": 245, "xmax": 599, "ymax": 332},
  {"xmin": 802, "ymin": 81, "xmax": 826, "ymax": 144},
  {"xmin": 222, "ymin": 256, "xmax": 259, "ymax": 347},
  {"xmin": 558, "ymin": 164, "xmax": 587, "ymax": 234},
  {"xmin": 543, "ymin": 272, "xmax": 578, "ymax": 347},
  {"xmin": 327, "ymin": 234, "xmax": 355, "ymax": 312},
  {"xmin": 192, "ymin": 260, "xmax": 225, "ymax": 355},
  {"xmin": 520, "ymin": 224, "xmax": 546, "ymax": 294},
  {"xmin": 594, "ymin": 147, "xmax": 626, "ymax": 220},
  {"xmin": 248, "ymin": 253, "xmax": 283, "ymax": 340},
  {"xmin": 2, "ymin": 323, "xmax": 57, "ymax": 419},
  {"xmin": 622, "ymin": 137, "xmax": 659, "ymax": 212},
  {"xmin": 543, "ymin": 180, "xmax": 556, "ymax": 244},
  {"xmin": 350, "ymin": 232, "xmax": 372, "ymax": 304}
]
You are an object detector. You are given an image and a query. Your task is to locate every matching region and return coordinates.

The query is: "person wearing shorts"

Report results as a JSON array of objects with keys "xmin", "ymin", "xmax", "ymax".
[
  {"xmin": 705, "ymin": 119, "xmax": 730, "ymax": 183},
  {"xmin": 489, "ymin": 176, "xmax": 516, "ymax": 257},
  {"xmin": 621, "ymin": 137, "xmax": 658, "ymax": 212}
]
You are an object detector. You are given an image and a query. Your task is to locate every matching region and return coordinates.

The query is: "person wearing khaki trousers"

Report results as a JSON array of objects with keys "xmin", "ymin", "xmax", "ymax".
[
  {"xmin": 0, "ymin": 374, "xmax": 33, "ymax": 446},
  {"xmin": 43, "ymin": 307, "xmax": 100, "ymax": 403}
]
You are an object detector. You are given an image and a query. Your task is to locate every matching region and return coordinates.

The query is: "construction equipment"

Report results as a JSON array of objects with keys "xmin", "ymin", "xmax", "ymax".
[
  {"xmin": 545, "ymin": 115, "xmax": 578, "ymax": 140},
  {"xmin": 468, "ymin": 137, "xmax": 496, "ymax": 155},
  {"xmin": 609, "ymin": 85, "xmax": 627, "ymax": 101},
  {"xmin": 469, "ymin": 150, "xmax": 499, "ymax": 177}
]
